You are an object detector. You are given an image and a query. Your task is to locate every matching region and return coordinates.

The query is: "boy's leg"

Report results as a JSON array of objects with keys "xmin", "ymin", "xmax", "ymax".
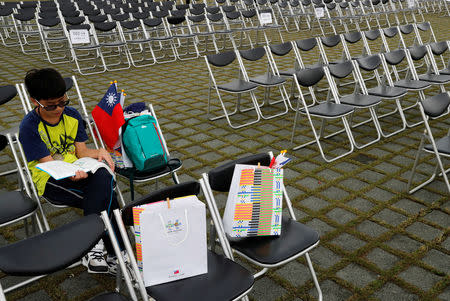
[
  {"xmin": 81, "ymin": 168, "xmax": 124, "ymax": 255},
  {"xmin": 43, "ymin": 177, "xmax": 109, "ymax": 273}
]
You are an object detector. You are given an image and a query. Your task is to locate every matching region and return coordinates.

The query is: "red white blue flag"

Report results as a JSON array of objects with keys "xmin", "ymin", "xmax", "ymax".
[{"xmin": 91, "ymin": 83, "xmax": 125, "ymax": 149}]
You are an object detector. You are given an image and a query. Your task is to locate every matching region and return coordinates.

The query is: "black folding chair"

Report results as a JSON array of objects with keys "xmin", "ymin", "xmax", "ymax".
[
  {"xmin": 110, "ymin": 181, "xmax": 255, "ymax": 301},
  {"xmin": 0, "ymin": 213, "xmax": 135, "ymax": 300},
  {"xmin": 200, "ymin": 153, "xmax": 322, "ymax": 300}
]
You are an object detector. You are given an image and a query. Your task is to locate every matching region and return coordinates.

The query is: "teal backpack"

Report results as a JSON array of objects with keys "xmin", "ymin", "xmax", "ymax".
[{"xmin": 122, "ymin": 115, "xmax": 167, "ymax": 172}]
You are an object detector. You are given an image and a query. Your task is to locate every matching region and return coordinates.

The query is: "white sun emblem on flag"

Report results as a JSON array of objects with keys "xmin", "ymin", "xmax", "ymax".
[{"xmin": 106, "ymin": 93, "xmax": 117, "ymax": 107}]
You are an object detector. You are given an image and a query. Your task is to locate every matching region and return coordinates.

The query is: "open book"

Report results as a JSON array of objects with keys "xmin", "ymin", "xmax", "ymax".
[{"xmin": 36, "ymin": 157, "xmax": 115, "ymax": 180}]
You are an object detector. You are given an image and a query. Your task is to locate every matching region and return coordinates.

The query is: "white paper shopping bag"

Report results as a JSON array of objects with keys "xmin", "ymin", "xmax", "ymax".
[
  {"xmin": 133, "ymin": 195, "xmax": 208, "ymax": 286},
  {"xmin": 223, "ymin": 164, "xmax": 283, "ymax": 238}
]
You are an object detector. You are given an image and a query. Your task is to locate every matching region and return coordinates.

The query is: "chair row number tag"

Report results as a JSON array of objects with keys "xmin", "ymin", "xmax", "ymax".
[
  {"xmin": 69, "ymin": 29, "xmax": 90, "ymax": 44},
  {"xmin": 315, "ymin": 7, "xmax": 325, "ymax": 18},
  {"xmin": 260, "ymin": 13, "xmax": 273, "ymax": 25}
]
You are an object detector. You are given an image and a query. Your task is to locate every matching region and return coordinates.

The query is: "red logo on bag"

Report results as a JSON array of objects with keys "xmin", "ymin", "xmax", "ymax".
[{"xmin": 174, "ymin": 270, "xmax": 179, "ymax": 274}]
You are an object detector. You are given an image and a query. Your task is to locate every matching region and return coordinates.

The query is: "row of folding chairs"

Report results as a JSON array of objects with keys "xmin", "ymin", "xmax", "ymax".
[
  {"xmin": 205, "ymin": 23, "xmax": 450, "ymax": 163},
  {"xmin": 0, "ymin": 0, "xmax": 441, "ymax": 74},
  {"xmin": 0, "ymin": 86, "xmax": 324, "ymax": 299}
]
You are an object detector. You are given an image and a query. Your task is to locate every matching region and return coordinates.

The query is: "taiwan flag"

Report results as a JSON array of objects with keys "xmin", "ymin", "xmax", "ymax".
[{"xmin": 92, "ymin": 83, "xmax": 125, "ymax": 149}]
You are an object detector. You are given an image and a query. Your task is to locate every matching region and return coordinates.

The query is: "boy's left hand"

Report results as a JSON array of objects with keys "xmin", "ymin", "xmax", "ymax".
[{"xmin": 98, "ymin": 148, "xmax": 115, "ymax": 172}]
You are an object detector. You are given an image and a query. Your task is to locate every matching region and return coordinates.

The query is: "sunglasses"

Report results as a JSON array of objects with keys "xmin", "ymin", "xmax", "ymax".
[{"xmin": 36, "ymin": 99, "xmax": 70, "ymax": 111}]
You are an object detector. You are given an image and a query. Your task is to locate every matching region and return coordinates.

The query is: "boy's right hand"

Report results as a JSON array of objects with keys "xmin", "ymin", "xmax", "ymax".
[{"xmin": 70, "ymin": 170, "xmax": 88, "ymax": 181}]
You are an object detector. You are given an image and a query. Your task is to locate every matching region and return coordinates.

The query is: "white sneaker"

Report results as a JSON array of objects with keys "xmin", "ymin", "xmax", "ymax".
[
  {"xmin": 82, "ymin": 242, "xmax": 109, "ymax": 274},
  {"xmin": 106, "ymin": 250, "xmax": 130, "ymax": 276}
]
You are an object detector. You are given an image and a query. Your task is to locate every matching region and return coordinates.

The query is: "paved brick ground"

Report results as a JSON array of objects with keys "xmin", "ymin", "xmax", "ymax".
[{"xmin": 0, "ymin": 7, "xmax": 448, "ymax": 301}]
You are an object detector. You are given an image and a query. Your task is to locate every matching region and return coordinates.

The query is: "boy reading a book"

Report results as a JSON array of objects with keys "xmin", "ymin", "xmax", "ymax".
[{"xmin": 19, "ymin": 68, "xmax": 123, "ymax": 274}]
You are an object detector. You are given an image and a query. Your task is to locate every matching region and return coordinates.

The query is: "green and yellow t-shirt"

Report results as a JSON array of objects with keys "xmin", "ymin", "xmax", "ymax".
[{"xmin": 19, "ymin": 107, "xmax": 88, "ymax": 195}]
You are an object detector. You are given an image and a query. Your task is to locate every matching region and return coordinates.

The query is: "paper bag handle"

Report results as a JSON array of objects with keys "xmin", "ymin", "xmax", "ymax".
[{"xmin": 158, "ymin": 209, "xmax": 189, "ymax": 246}]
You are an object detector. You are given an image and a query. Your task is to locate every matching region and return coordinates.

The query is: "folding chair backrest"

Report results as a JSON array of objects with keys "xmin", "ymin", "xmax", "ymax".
[
  {"xmin": 207, "ymin": 153, "xmax": 271, "ymax": 192},
  {"xmin": 120, "ymin": 181, "xmax": 200, "ymax": 226}
]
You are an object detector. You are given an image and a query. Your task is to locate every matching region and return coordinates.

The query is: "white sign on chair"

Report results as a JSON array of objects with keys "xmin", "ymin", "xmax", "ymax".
[
  {"xmin": 315, "ymin": 7, "xmax": 325, "ymax": 18},
  {"xmin": 69, "ymin": 29, "xmax": 90, "ymax": 44},
  {"xmin": 260, "ymin": 12, "xmax": 273, "ymax": 25}
]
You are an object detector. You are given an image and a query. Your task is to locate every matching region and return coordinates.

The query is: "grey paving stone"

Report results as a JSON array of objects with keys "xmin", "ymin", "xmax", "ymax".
[
  {"xmin": 0, "ymin": 234, "xmax": 7, "ymax": 247},
  {"xmin": 406, "ymin": 222, "xmax": 442, "ymax": 241},
  {"xmin": 336, "ymin": 263, "xmax": 378, "ymax": 288},
  {"xmin": 421, "ymin": 249, "xmax": 450, "ymax": 274},
  {"xmin": 423, "ymin": 211, "xmax": 450, "ymax": 229},
  {"xmin": 374, "ymin": 161, "xmax": 402, "ymax": 174},
  {"xmin": 316, "ymin": 169, "xmax": 341, "ymax": 181},
  {"xmin": 357, "ymin": 169, "xmax": 386, "ymax": 183},
  {"xmin": 48, "ymin": 210, "xmax": 82, "ymax": 229},
  {"xmin": 380, "ymin": 178, "xmax": 407, "ymax": 193},
  {"xmin": 309, "ymin": 246, "xmax": 342, "ymax": 269},
  {"xmin": 365, "ymin": 187, "xmax": 395, "ymax": 202},
  {"xmin": 366, "ymin": 147, "xmax": 390, "ymax": 158},
  {"xmin": 393, "ymin": 199, "xmax": 426, "ymax": 215},
  {"xmin": 333, "ymin": 161, "xmax": 360, "ymax": 173},
  {"xmin": 346, "ymin": 197, "xmax": 376, "ymax": 212},
  {"xmin": 275, "ymin": 261, "xmax": 311, "ymax": 287},
  {"xmin": 442, "ymin": 237, "xmax": 450, "ymax": 251},
  {"xmin": 249, "ymin": 276, "xmax": 287, "ymax": 301},
  {"xmin": 59, "ymin": 272, "xmax": 100, "ymax": 299},
  {"xmin": 306, "ymin": 218, "xmax": 335, "ymax": 236},
  {"xmin": 398, "ymin": 266, "xmax": 442, "ymax": 291},
  {"xmin": 330, "ymin": 233, "xmax": 366, "ymax": 252},
  {"xmin": 309, "ymin": 279, "xmax": 353, "ymax": 301},
  {"xmin": 385, "ymin": 234, "xmax": 423, "ymax": 253},
  {"xmin": 198, "ymin": 151, "xmax": 223, "ymax": 162},
  {"xmin": 300, "ymin": 196, "xmax": 329, "ymax": 211},
  {"xmin": 413, "ymin": 189, "xmax": 445, "ymax": 204},
  {"xmin": 373, "ymin": 209, "xmax": 407, "ymax": 226},
  {"xmin": 17, "ymin": 290, "xmax": 52, "ymax": 301},
  {"xmin": 297, "ymin": 161, "xmax": 320, "ymax": 172},
  {"xmin": 326, "ymin": 208, "xmax": 357, "ymax": 224},
  {"xmin": 356, "ymin": 220, "xmax": 389, "ymax": 238},
  {"xmin": 438, "ymin": 287, "xmax": 450, "ymax": 301},
  {"xmin": 339, "ymin": 178, "xmax": 369, "ymax": 191},
  {"xmin": 366, "ymin": 248, "xmax": 399, "ymax": 270},
  {"xmin": 184, "ymin": 145, "xmax": 204, "ymax": 154},
  {"xmin": 297, "ymin": 176, "xmax": 323, "ymax": 191},
  {"xmin": 319, "ymin": 186, "xmax": 350, "ymax": 201},
  {"xmin": 373, "ymin": 282, "xmax": 419, "ymax": 301}
]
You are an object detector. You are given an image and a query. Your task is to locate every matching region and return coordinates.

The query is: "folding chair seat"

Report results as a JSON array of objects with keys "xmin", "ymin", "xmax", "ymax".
[
  {"xmin": 268, "ymin": 41, "xmax": 303, "ymax": 110},
  {"xmin": 91, "ymin": 21, "xmax": 131, "ymax": 71},
  {"xmin": 326, "ymin": 60, "xmax": 383, "ymax": 148},
  {"xmin": 118, "ymin": 20, "xmax": 156, "ymax": 67},
  {"xmin": 12, "ymin": 8, "xmax": 42, "ymax": 54},
  {"xmin": 274, "ymin": 0, "xmax": 300, "ymax": 32},
  {"xmin": 355, "ymin": 54, "xmax": 409, "ymax": 137},
  {"xmin": 408, "ymin": 45, "xmax": 450, "ymax": 85},
  {"xmin": 0, "ymin": 214, "xmax": 135, "ymax": 301},
  {"xmin": 205, "ymin": 51, "xmax": 261, "ymax": 129},
  {"xmin": 205, "ymin": 12, "xmax": 233, "ymax": 52},
  {"xmin": 64, "ymin": 22, "xmax": 108, "ymax": 75},
  {"xmin": 291, "ymin": 66, "xmax": 356, "ymax": 162},
  {"xmin": 37, "ymin": 15, "xmax": 71, "ymax": 64},
  {"xmin": 141, "ymin": 16, "xmax": 177, "ymax": 64},
  {"xmin": 407, "ymin": 92, "xmax": 450, "ymax": 194},
  {"xmin": 0, "ymin": 6, "xmax": 19, "ymax": 47},
  {"xmin": 112, "ymin": 181, "xmax": 254, "ymax": 301},
  {"xmin": 166, "ymin": 15, "xmax": 200, "ymax": 60},
  {"xmin": 427, "ymin": 41, "xmax": 450, "ymax": 76},
  {"xmin": 0, "ymin": 133, "xmax": 46, "ymax": 237},
  {"xmin": 237, "ymin": 47, "xmax": 290, "ymax": 119},
  {"xmin": 200, "ymin": 153, "xmax": 322, "ymax": 299}
]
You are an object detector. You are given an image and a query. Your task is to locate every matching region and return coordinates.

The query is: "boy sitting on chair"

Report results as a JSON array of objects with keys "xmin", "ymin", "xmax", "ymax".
[{"xmin": 19, "ymin": 68, "xmax": 123, "ymax": 274}]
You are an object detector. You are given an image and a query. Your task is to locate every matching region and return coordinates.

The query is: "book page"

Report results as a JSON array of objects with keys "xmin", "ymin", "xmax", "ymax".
[
  {"xmin": 73, "ymin": 157, "xmax": 115, "ymax": 179},
  {"xmin": 36, "ymin": 161, "xmax": 79, "ymax": 180}
]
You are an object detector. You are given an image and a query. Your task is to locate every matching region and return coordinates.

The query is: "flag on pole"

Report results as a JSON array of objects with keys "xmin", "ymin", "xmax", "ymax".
[{"xmin": 92, "ymin": 82, "xmax": 125, "ymax": 149}]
